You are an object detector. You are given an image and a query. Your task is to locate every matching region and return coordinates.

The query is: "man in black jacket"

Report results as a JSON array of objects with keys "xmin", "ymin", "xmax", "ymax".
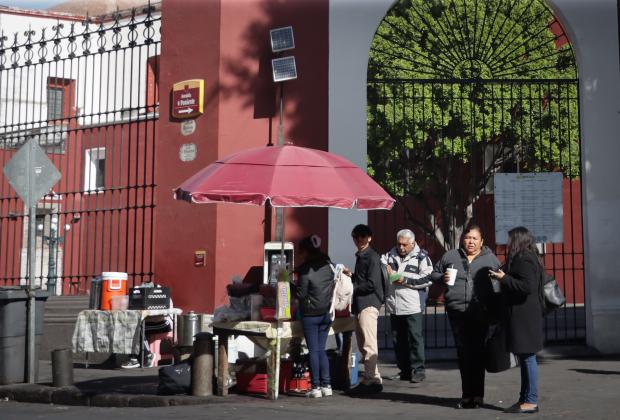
[{"xmin": 345, "ymin": 224, "xmax": 384, "ymax": 394}]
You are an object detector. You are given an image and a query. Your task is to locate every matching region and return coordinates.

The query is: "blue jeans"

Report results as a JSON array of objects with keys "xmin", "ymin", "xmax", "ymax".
[
  {"xmin": 517, "ymin": 353, "xmax": 539, "ymax": 404},
  {"xmin": 302, "ymin": 313, "xmax": 332, "ymax": 388}
]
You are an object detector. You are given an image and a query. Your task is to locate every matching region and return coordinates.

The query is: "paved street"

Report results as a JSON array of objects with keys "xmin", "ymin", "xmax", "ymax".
[{"xmin": 2, "ymin": 357, "xmax": 620, "ymax": 419}]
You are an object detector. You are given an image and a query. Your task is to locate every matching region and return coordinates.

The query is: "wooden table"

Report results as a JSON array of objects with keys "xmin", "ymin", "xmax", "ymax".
[{"xmin": 212, "ymin": 317, "xmax": 356, "ymax": 399}]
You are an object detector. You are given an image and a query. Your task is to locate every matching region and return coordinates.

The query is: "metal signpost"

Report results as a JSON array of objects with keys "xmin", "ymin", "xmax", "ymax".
[{"xmin": 3, "ymin": 139, "xmax": 61, "ymax": 383}]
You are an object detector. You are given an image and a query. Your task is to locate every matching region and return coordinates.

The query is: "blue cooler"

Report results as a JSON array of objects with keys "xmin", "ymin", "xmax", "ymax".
[{"xmin": 328, "ymin": 350, "xmax": 359, "ymax": 389}]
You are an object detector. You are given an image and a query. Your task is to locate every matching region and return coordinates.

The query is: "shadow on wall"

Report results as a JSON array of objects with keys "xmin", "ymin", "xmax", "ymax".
[
  {"xmin": 212, "ymin": 0, "xmax": 328, "ymax": 150},
  {"xmin": 205, "ymin": 0, "xmax": 330, "ymax": 250}
]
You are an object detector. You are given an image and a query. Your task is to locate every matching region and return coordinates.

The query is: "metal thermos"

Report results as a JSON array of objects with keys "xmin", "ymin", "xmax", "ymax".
[
  {"xmin": 179, "ymin": 311, "xmax": 199, "ymax": 346},
  {"xmin": 89, "ymin": 276, "xmax": 102, "ymax": 309}
]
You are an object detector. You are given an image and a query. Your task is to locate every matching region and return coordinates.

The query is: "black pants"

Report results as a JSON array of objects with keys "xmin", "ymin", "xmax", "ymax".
[
  {"xmin": 448, "ymin": 310, "xmax": 488, "ymax": 400},
  {"xmin": 390, "ymin": 313, "xmax": 425, "ymax": 376}
]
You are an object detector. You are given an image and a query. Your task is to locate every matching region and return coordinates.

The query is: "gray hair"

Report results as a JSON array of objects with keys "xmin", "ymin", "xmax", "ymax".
[{"xmin": 396, "ymin": 229, "xmax": 415, "ymax": 243}]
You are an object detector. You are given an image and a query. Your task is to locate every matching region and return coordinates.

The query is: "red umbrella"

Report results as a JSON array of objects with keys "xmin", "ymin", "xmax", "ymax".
[
  {"xmin": 173, "ymin": 144, "xmax": 393, "ymax": 400},
  {"xmin": 173, "ymin": 144, "xmax": 394, "ymax": 210}
]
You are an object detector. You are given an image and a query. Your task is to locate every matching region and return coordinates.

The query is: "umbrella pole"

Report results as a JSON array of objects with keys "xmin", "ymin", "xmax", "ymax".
[{"xmin": 273, "ymin": 207, "xmax": 285, "ymax": 400}]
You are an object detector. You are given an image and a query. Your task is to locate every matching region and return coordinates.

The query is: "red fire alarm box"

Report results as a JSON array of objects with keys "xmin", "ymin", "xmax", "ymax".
[{"xmin": 194, "ymin": 249, "xmax": 206, "ymax": 267}]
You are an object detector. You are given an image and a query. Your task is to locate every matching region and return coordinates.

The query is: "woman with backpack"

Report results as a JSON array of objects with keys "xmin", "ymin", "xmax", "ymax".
[
  {"xmin": 489, "ymin": 226, "xmax": 544, "ymax": 414},
  {"xmin": 293, "ymin": 234, "xmax": 335, "ymax": 398}
]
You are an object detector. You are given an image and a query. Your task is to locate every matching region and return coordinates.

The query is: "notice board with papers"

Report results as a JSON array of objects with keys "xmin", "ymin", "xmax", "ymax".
[{"xmin": 493, "ymin": 172, "xmax": 564, "ymax": 244}]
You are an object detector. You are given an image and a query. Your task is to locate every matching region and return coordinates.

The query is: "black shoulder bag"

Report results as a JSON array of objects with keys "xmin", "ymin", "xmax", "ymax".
[{"xmin": 539, "ymin": 265, "xmax": 566, "ymax": 315}]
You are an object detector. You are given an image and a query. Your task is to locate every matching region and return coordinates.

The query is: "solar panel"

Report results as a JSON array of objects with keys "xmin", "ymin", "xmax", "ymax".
[
  {"xmin": 270, "ymin": 26, "xmax": 295, "ymax": 53},
  {"xmin": 271, "ymin": 56, "xmax": 297, "ymax": 82}
]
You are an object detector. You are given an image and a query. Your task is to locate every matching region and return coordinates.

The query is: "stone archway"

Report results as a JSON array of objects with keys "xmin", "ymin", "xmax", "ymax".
[
  {"xmin": 328, "ymin": 0, "xmax": 620, "ymax": 353},
  {"xmin": 366, "ymin": 0, "xmax": 583, "ymax": 348}
]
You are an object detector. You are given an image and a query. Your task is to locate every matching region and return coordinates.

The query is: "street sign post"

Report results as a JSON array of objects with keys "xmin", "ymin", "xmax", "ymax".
[{"xmin": 3, "ymin": 139, "xmax": 61, "ymax": 383}]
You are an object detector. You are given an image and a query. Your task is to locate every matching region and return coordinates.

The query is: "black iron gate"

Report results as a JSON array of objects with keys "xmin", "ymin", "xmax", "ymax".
[
  {"xmin": 368, "ymin": 78, "xmax": 585, "ymax": 347},
  {"xmin": 367, "ymin": 0, "xmax": 584, "ymax": 350},
  {"xmin": 0, "ymin": 5, "xmax": 161, "ymax": 294}
]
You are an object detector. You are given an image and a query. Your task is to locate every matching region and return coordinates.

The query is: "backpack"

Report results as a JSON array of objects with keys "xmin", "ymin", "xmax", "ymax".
[
  {"xmin": 157, "ymin": 360, "xmax": 192, "ymax": 395},
  {"xmin": 329, "ymin": 264, "xmax": 354, "ymax": 314}
]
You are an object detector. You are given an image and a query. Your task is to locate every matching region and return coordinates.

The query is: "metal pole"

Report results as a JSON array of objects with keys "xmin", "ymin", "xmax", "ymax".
[
  {"xmin": 27, "ymin": 204, "xmax": 37, "ymax": 383},
  {"xmin": 277, "ymin": 82, "xmax": 284, "ymax": 146},
  {"xmin": 275, "ymin": 82, "xmax": 285, "ymax": 242},
  {"xmin": 273, "ymin": 207, "xmax": 286, "ymax": 399}
]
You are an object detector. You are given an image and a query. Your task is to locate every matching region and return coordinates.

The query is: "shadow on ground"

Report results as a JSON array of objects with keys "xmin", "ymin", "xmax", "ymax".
[
  {"xmin": 346, "ymin": 391, "xmax": 504, "ymax": 412},
  {"xmin": 570, "ymin": 368, "xmax": 620, "ymax": 375},
  {"xmin": 72, "ymin": 375, "xmax": 159, "ymax": 394}
]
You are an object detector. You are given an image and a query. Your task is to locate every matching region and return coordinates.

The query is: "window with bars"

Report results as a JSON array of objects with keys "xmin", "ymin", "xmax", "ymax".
[{"xmin": 47, "ymin": 86, "xmax": 64, "ymax": 121}]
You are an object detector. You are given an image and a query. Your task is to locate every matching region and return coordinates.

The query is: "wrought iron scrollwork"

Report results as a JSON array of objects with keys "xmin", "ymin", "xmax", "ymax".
[{"xmin": 369, "ymin": 0, "xmax": 577, "ymax": 80}]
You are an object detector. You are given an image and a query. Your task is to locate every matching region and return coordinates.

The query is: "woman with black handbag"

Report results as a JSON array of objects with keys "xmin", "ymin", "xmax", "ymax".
[{"xmin": 489, "ymin": 226, "xmax": 544, "ymax": 414}]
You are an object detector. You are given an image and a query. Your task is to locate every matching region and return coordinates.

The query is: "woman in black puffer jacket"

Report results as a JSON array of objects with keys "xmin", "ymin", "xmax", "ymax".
[
  {"xmin": 294, "ymin": 235, "xmax": 335, "ymax": 398},
  {"xmin": 490, "ymin": 226, "xmax": 544, "ymax": 414}
]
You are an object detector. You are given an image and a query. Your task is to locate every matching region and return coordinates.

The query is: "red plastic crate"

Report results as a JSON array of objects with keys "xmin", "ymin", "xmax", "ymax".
[
  {"xmin": 287, "ymin": 372, "xmax": 311, "ymax": 393},
  {"xmin": 235, "ymin": 360, "xmax": 292, "ymax": 395}
]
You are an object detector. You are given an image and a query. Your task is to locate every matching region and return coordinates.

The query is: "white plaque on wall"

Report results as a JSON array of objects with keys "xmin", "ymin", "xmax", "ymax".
[
  {"xmin": 494, "ymin": 172, "xmax": 564, "ymax": 244},
  {"xmin": 179, "ymin": 143, "xmax": 197, "ymax": 162},
  {"xmin": 180, "ymin": 119, "xmax": 196, "ymax": 136}
]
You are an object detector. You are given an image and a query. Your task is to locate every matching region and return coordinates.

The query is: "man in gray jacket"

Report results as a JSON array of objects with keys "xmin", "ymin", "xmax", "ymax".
[{"xmin": 381, "ymin": 229, "xmax": 433, "ymax": 383}]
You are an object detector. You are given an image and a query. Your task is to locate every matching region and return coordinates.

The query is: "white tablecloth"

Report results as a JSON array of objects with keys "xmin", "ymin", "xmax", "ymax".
[{"xmin": 72, "ymin": 308, "xmax": 182, "ymax": 354}]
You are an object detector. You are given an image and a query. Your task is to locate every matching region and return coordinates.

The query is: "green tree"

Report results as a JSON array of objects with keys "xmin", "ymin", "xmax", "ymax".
[{"xmin": 368, "ymin": 0, "xmax": 579, "ymax": 250}]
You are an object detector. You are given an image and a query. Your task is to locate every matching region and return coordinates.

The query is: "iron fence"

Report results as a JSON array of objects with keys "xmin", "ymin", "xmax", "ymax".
[
  {"xmin": 368, "ymin": 78, "xmax": 585, "ymax": 347},
  {"xmin": 0, "ymin": 4, "xmax": 161, "ymax": 294}
]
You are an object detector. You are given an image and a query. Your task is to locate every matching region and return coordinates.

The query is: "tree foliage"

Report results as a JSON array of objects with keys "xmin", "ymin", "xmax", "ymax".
[{"xmin": 367, "ymin": 0, "xmax": 579, "ymax": 249}]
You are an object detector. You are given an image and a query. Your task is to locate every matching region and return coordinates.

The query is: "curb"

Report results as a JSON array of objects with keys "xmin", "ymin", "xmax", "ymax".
[{"xmin": 0, "ymin": 384, "xmax": 216, "ymax": 407}]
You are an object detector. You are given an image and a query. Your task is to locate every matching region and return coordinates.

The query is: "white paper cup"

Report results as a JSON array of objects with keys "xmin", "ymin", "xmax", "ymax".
[
  {"xmin": 491, "ymin": 278, "xmax": 501, "ymax": 293},
  {"xmin": 446, "ymin": 268, "xmax": 457, "ymax": 286}
]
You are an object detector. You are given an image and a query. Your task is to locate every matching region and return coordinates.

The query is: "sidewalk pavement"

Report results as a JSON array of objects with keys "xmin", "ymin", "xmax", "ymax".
[{"xmin": 1, "ymin": 346, "xmax": 619, "ymax": 419}]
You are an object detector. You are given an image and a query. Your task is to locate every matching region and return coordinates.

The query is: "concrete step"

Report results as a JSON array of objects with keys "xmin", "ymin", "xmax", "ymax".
[{"xmin": 44, "ymin": 296, "xmax": 89, "ymax": 314}]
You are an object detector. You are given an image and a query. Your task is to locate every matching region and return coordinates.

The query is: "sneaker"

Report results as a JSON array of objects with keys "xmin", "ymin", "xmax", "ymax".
[
  {"xmin": 385, "ymin": 371, "xmax": 411, "ymax": 381},
  {"xmin": 307, "ymin": 387, "xmax": 323, "ymax": 398},
  {"xmin": 348, "ymin": 382, "xmax": 383, "ymax": 395},
  {"xmin": 368, "ymin": 382, "xmax": 383, "ymax": 393},
  {"xmin": 321, "ymin": 385, "xmax": 333, "ymax": 397},
  {"xmin": 410, "ymin": 372, "xmax": 426, "ymax": 383},
  {"xmin": 121, "ymin": 358, "xmax": 140, "ymax": 369},
  {"xmin": 347, "ymin": 383, "xmax": 370, "ymax": 395}
]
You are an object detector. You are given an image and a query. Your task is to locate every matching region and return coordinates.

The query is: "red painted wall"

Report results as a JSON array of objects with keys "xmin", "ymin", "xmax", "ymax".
[{"xmin": 155, "ymin": 0, "xmax": 329, "ymax": 312}]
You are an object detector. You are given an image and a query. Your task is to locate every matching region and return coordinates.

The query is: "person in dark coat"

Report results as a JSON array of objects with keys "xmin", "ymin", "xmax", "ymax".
[
  {"xmin": 344, "ymin": 224, "xmax": 384, "ymax": 395},
  {"xmin": 431, "ymin": 223, "xmax": 501, "ymax": 409},
  {"xmin": 490, "ymin": 226, "xmax": 544, "ymax": 414},
  {"xmin": 295, "ymin": 234, "xmax": 335, "ymax": 398}
]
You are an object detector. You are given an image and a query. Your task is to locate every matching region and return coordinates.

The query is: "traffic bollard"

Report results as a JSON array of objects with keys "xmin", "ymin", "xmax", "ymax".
[
  {"xmin": 191, "ymin": 332, "xmax": 213, "ymax": 396},
  {"xmin": 51, "ymin": 348, "xmax": 74, "ymax": 387}
]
